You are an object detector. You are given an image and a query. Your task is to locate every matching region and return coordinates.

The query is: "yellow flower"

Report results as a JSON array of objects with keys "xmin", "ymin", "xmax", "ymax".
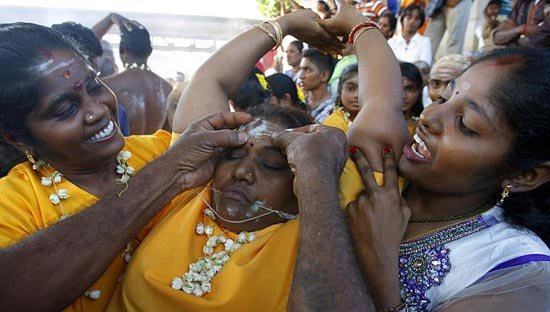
[{"xmin": 255, "ymin": 73, "xmax": 269, "ymax": 91}]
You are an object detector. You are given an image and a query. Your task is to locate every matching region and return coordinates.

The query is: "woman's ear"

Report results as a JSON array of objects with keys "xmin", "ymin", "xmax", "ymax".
[{"xmin": 502, "ymin": 162, "xmax": 550, "ymax": 193}]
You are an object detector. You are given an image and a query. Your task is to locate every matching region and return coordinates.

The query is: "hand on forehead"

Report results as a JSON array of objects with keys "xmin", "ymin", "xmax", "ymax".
[{"xmin": 238, "ymin": 119, "xmax": 285, "ymax": 143}]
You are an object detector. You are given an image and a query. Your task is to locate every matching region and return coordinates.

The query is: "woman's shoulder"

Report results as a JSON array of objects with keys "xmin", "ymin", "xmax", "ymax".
[
  {"xmin": 123, "ymin": 130, "xmax": 172, "ymax": 163},
  {"xmin": 0, "ymin": 162, "xmax": 36, "ymax": 190},
  {"xmin": 322, "ymin": 110, "xmax": 349, "ymax": 132}
]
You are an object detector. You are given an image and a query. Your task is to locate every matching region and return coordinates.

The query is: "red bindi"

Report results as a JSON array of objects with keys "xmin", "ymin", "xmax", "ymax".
[{"xmin": 62, "ymin": 70, "xmax": 71, "ymax": 80}]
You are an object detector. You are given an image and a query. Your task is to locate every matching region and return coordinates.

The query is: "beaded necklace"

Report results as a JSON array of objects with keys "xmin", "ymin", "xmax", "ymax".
[
  {"xmin": 336, "ymin": 105, "xmax": 353, "ymax": 128},
  {"xmin": 124, "ymin": 62, "xmax": 150, "ymax": 71}
]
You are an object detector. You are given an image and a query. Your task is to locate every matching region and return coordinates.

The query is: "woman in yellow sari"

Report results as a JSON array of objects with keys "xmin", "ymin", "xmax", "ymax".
[
  {"xmin": 111, "ymin": 8, "xmax": 370, "ymax": 312},
  {"xmin": 0, "ymin": 23, "xmax": 253, "ymax": 311}
]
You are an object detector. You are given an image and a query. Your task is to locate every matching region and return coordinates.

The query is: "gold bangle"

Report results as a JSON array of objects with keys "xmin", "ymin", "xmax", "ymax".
[
  {"xmin": 255, "ymin": 24, "xmax": 278, "ymax": 48},
  {"xmin": 265, "ymin": 20, "xmax": 283, "ymax": 46},
  {"xmin": 352, "ymin": 26, "xmax": 378, "ymax": 51}
]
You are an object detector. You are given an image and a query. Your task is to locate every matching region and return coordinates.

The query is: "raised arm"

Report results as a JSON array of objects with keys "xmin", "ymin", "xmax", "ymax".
[
  {"xmin": 0, "ymin": 112, "xmax": 251, "ymax": 311},
  {"xmin": 320, "ymin": 1, "xmax": 409, "ymax": 172},
  {"xmin": 492, "ymin": 19, "xmax": 525, "ymax": 46},
  {"xmin": 172, "ymin": 9, "xmax": 343, "ymax": 133},
  {"xmin": 92, "ymin": 13, "xmax": 133, "ymax": 39},
  {"xmin": 272, "ymin": 125, "xmax": 374, "ymax": 311}
]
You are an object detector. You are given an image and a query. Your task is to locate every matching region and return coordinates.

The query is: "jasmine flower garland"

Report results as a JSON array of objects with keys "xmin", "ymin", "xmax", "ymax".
[
  {"xmin": 32, "ymin": 150, "xmax": 134, "ymax": 221},
  {"xmin": 171, "ymin": 208, "xmax": 256, "ymax": 297}
]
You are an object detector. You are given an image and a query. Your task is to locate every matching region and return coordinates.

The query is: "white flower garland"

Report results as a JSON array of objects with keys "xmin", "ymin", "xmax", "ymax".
[
  {"xmin": 171, "ymin": 208, "xmax": 257, "ymax": 297},
  {"xmin": 33, "ymin": 150, "xmax": 134, "ymax": 221}
]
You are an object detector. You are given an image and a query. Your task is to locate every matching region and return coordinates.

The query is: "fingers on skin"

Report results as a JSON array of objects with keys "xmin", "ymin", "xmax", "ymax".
[
  {"xmin": 200, "ymin": 112, "xmax": 252, "ymax": 131},
  {"xmin": 201, "ymin": 129, "xmax": 249, "ymax": 149},
  {"xmin": 382, "ymin": 147, "xmax": 398, "ymax": 187},
  {"xmin": 350, "ymin": 147, "xmax": 378, "ymax": 190}
]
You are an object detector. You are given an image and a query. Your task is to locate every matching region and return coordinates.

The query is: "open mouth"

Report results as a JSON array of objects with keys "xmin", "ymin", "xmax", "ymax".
[
  {"xmin": 85, "ymin": 120, "xmax": 116, "ymax": 143},
  {"xmin": 404, "ymin": 133, "xmax": 432, "ymax": 161}
]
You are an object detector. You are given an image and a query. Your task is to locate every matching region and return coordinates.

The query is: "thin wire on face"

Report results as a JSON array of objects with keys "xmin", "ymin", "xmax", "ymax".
[{"xmin": 196, "ymin": 186, "xmax": 298, "ymax": 224}]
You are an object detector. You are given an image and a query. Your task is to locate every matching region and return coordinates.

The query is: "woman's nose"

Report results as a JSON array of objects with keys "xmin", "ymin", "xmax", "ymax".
[
  {"xmin": 418, "ymin": 103, "xmax": 444, "ymax": 135},
  {"xmin": 84, "ymin": 100, "xmax": 108, "ymax": 124},
  {"xmin": 232, "ymin": 163, "xmax": 256, "ymax": 184}
]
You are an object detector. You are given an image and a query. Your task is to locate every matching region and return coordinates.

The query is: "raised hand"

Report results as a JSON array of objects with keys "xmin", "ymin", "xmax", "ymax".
[
  {"xmin": 278, "ymin": 9, "xmax": 345, "ymax": 55},
  {"xmin": 346, "ymin": 146, "xmax": 410, "ymax": 309},
  {"xmin": 317, "ymin": 0, "xmax": 366, "ymax": 38},
  {"xmin": 169, "ymin": 112, "xmax": 252, "ymax": 190},
  {"xmin": 271, "ymin": 124, "xmax": 347, "ymax": 194}
]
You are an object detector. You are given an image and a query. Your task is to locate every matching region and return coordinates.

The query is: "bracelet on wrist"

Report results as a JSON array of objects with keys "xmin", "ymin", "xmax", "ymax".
[
  {"xmin": 348, "ymin": 21, "xmax": 379, "ymax": 45},
  {"xmin": 254, "ymin": 21, "xmax": 283, "ymax": 50}
]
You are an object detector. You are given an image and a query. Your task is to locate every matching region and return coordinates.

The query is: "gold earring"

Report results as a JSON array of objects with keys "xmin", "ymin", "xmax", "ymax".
[
  {"xmin": 25, "ymin": 150, "xmax": 35, "ymax": 164},
  {"xmin": 499, "ymin": 185, "xmax": 512, "ymax": 204}
]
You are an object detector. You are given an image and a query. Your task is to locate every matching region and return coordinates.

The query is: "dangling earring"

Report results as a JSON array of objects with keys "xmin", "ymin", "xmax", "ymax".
[
  {"xmin": 26, "ymin": 149, "xmax": 46, "ymax": 171},
  {"xmin": 25, "ymin": 150, "xmax": 35, "ymax": 164},
  {"xmin": 499, "ymin": 185, "xmax": 512, "ymax": 204}
]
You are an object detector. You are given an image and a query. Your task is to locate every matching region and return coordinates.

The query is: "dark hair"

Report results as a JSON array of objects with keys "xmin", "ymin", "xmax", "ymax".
[
  {"xmin": 475, "ymin": 47, "xmax": 550, "ymax": 244},
  {"xmin": 317, "ymin": 1, "xmax": 332, "ymax": 19},
  {"xmin": 487, "ymin": 0, "xmax": 502, "ymax": 7},
  {"xmin": 336, "ymin": 64, "xmax": 358, "ymax": 108},
  {"xmin": 380, "ymin": 12, "xmax": 398, "ymax": 32},
  {"xmin": 265, "ymin": 73, "xmax": 308, "ymax": 111},
  {"xmin": 400, "ymin": 4, "xmax": 425, "ymax": 30},
  {"xmin": 247, "ymin": 105, "xmax": 313, "ymax": 129},
  {"xmin": 231, "ymin": 68, "xmax": 271, "ymax": 111},
  {"xmin": 302, "ymin": 48, "xmax": 337, "ymax": 79},
  {"xmin": 399, "ymin": 62, "xmax": 424, "ymax": 117},
  {"xmin": 0, "ymin": 23, "xmax": 86, "ymax": 170},
  {"xmin": 119, "ymin": 21, "xmax": 152, "ymax": 58},
  {"xmin": 51, "ymin": 22, "xmax": 103, "ymax": 64},
  {"xmin": 288, "ymin": 40, "xmax": 304, "ymax": 53}
]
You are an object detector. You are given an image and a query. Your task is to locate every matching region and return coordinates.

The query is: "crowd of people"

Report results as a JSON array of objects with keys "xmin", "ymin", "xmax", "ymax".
[{"xmin": 1, "ymin": 0, "xmax": 550, "ymax": 311}]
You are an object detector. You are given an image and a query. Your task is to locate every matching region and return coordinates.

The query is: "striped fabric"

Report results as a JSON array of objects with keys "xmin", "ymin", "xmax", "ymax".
[{"xmin": 356, "ymin": 0, "xmax": 389, "ymax": 22}]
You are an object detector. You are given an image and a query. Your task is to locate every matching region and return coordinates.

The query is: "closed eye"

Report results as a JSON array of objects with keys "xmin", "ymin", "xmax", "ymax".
[
  {"xmin": 457, "ymin": 116, "xmax": 477, "ymax": 137},
  {"xmin": 55, "ymin": 102, "xmax": 78, "ymax": 120}
]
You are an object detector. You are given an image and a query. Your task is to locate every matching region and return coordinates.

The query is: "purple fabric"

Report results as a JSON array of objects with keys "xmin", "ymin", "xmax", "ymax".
[{"xmin": 489, "ymin": 254, "xmax": 550, "ymax": 272}]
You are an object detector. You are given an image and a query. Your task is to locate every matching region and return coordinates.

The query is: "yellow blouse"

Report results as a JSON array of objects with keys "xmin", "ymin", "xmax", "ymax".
[
  {"xmin": 323, "ymin": 108, "xmax": 350, "ymax": 133},
  {"xmin": 323, "ymin": 111, "xmax": 411, "ymax": 207},
  {"xmin": 0, "ymin": 130, "xmax": 174, "ymax": 311},
  {"xmin": 109, "ymin": 184, "xmax": 299, "ymax": 311}
]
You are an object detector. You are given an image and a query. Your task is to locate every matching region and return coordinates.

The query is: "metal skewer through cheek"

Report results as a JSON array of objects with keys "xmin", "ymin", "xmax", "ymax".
[{"xmin": 196, "ymin": 187, "xmax": 298, "ymax": 224}]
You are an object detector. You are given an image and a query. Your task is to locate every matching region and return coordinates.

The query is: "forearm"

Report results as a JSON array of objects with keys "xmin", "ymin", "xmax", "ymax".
[
  {"xmin": 173, "ymin": 22, "xmax": 278, "ymax": 132},
  {"xmin": 493, "ymin": 19, "xmax": 522, "ymax": 45},
  {"xmin": 0, "ymin": 152, "xmax": 182, "ymax": 311},
  {"xmin": 92, "ymin": 13, "xmax": 115, "ymax": 39},
  {"xmin": 348, "ymin": 26, "xmax": 408, "ymax": 171},
  {"xmin": 288, "ymin": 165, "xmax": 373, "ymax": 311},
  {"xmin": 355, "ymin": 244, "xmax": 401, "ymax": 309}
]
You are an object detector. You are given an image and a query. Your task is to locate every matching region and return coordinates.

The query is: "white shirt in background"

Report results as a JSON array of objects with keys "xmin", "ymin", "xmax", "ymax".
[{"xmin": 388, "ymin": 32, "xmax": 432, "ymax": 66}]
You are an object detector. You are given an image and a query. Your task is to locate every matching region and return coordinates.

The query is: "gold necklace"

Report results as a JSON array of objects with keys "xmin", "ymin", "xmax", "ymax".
[{"xmin": 408, "ymin": 201, "xmax": 494, "ymax": 223}]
